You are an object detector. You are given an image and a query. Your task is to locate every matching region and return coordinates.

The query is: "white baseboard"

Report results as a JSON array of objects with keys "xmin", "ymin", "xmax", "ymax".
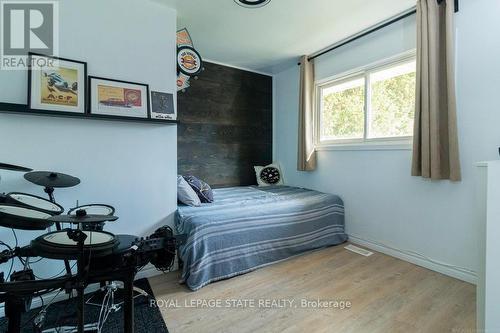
[{"xmin": 348, "ymin": 234, "xmax": 477, "ymax": 285}]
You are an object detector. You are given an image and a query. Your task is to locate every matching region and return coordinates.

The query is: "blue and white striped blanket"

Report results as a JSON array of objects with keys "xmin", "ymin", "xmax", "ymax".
[{"xmin": 175, "ymin": 186, "xmax": 347, "ymax": 291}]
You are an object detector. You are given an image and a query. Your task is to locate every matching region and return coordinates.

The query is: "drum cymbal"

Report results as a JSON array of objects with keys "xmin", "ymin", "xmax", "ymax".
[
  {"xmin": 0, "ymin": 162, "xmax": 33, "ymax": 172},
  {"xmin": 49, "ymin": 214, "xmax": 118, "ymax": 224},
  {"xmin": 24, "ymin": 171, "xmax": 81, "ymax": 188}
]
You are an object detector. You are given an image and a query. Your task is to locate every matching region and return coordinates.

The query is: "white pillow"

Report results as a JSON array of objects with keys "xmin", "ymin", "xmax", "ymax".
[
  {"xmin": 254, "ymin": 163, "xmax": 284, "ymax": 186},
  {"xmin": 177, "ymin": 175, "xmax": 201, "ymax": 206}
]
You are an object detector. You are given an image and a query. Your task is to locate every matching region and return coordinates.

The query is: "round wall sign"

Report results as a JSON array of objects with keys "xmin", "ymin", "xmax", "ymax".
[{"xmin": 177, "ymin": 46, "xmax": 203, "ymax": 76}]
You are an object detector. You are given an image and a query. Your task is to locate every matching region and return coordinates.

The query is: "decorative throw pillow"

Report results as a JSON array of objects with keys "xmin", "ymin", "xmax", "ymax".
[
  {"xmin": 254, "ymin": 163, "xmax": 284, "ymax": 186},
  {"xmin": 183, "ymin": 175, "xmax": 214, "ymax": 203},
  {"xmin": 177, "ymin": 175, "xmax": 201, "ymax": 206}
]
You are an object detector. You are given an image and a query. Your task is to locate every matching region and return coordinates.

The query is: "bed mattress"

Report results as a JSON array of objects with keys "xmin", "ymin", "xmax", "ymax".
[{"xmin": 176, "ymin": 186, "xmax": 347, "ymax": 291}]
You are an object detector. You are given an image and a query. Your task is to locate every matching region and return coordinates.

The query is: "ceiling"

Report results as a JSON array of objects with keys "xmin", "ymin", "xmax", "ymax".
[{"xmin": 158, "ymin": 0, "xmax": 415, "ymax": 74}]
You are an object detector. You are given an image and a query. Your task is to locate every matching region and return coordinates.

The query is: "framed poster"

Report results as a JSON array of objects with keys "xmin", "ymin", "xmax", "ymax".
[
  {"xmin": 28, "ymin": 53, "xmax": 87, "ymax": 114},
  {"xmin": 89, "ymin": 76, "xmax": 149, "ymax": 118},
  {"xmin": 150, "ymin": 91, "xmax": 175, "ymax": 120}
]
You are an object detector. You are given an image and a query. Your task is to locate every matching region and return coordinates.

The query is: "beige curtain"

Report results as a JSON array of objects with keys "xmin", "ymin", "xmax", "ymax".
[
  {"xmin": 297, "ymin": 56, "xmax": 317, "ymax": 171},
  {"xmin": 412, "ymin": 0, "xmax": 461, "ymax": 181}
]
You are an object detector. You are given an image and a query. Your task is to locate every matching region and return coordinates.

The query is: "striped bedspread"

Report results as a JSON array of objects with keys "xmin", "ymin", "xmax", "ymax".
[{"xmin": 175, "ymin": 186, "xmax": 347, "ymax": 291}]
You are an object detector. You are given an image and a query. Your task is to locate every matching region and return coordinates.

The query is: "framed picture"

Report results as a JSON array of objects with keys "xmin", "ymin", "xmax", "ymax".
[
  {"xmin": 28, "ymin": 53, "xmax": 87, "ymax": 114},
  {"xmin": 150, "ymin": 91, "xmax": 175, "ymax": 120},
  {"xmin": 89, "ymin": 76, "xmax": 150, "ymax": 118}
]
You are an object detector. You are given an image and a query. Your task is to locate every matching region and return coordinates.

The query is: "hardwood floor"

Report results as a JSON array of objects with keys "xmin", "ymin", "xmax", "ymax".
[{"xmin": 149, "ymin": 244, "xmax": 476, "ymax": 333}]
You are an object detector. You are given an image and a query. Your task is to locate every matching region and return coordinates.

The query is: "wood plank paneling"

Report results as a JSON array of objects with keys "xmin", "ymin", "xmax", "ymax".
[{"xmin": 178, "ymin": 62, "xmax": 273, "ymax": 187}]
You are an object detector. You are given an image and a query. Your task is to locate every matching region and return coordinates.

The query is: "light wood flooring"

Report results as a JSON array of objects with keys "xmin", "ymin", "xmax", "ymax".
[{"xmin": 149, "ymin": 244, "xmax": 476, "ymax": 333}]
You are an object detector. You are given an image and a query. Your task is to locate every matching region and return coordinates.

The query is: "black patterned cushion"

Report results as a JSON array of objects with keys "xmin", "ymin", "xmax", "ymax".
[
  {"xmin": 254, "ymin": 163, "xmax": 284, "ymax": 186},
  {"xmin": 183, "ymin": 176, "xmax": 214, "ymax": 203}
]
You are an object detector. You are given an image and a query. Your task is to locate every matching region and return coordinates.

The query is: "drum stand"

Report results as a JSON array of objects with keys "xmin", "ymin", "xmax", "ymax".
[
  {"xmin": 86, "ymin": 281, "xmax": 148, "ymax": 312},
  {"xmin": 44, "ymin": 186, "xmax": 73, "ymax": 277},
  {"xmin": 39, "ymin": 229, "xmax": 137, "ymax": 333},
  {"xmin": 41, "ymin": 229, "xmax": 99, "ymax": 333},
  {"xmin": 74, "ymin": 230, "xmax": 87, "ymax": 333},
  {"xmin": 5, "ymin": 297, "xmax": 26, "ymax": 333}
]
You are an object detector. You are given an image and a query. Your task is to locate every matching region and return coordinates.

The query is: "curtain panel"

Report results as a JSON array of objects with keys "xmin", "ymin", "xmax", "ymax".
[
  {"xmin": 412, "ymin": 0, "xmax": 461, "ymax": 181},
  {"xmin": 297, "ymin": 56, "xmax": 317, "ymax": 171}
]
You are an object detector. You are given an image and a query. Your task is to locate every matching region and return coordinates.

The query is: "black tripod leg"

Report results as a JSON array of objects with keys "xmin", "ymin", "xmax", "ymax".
[
  {"xmin": 62, "ymin": 257, "xmax": 72, "ymax": 275},
  {"xmin": 123, "ymin": 272, "xmax": 134, "ymax": 333},
  {"xmin": 6, "ymin": 314, "xmax": 21, "ymax": 333},
  {"xmin": 45, "ymin": 187, "xmax": 72, "ymax": 276},
  {"xmin": 54, "ymin": 222, "xmax": 73, "ymax": 275},
  {"xmin": 76, "ymin": 234, "xmax": 86, "ymax": 333},
  {"xmin": 77, "ymin": 287, "xmax": 85, "ymax": 333},
  {"xmin": 6, "ymin": 298, "xmax": 22, "ymax": 333}
]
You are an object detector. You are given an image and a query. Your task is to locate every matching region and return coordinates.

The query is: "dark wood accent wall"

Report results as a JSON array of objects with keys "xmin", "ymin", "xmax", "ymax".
[{"xmin": 178, "ymin": 62, "xmax": 273, "ymax": 188}]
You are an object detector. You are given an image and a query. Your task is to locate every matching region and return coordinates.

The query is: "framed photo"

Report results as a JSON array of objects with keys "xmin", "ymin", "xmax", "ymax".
[
  {"xmin": 28, "ymin": 53, "xmax": 87, "ymax": 114},
  {"xmin": 89, "ymin": 76, "xmax": 149, "ymax": 118},
  {"xmin": 150, "ymin": 91, "xmax": 175, "ymax": 120}
]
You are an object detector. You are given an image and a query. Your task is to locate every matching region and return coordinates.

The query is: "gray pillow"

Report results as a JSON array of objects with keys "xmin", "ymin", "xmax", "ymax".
[{"xmin": 177, "ymin": 175, "xmax": 201, "ymax": 206}]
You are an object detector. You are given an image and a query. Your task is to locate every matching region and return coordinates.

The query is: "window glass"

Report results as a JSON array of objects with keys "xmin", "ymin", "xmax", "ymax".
[
  {"xmin": 369, "ymin": 61, "xmax": 416, "ymax": 138},
  {"xmin": 317, "ymin": 56, "xmax": 416, "ymax": 145},
  {"xmin": 320, "ymin": 77, "xmax": 365, "ymax": 141}
]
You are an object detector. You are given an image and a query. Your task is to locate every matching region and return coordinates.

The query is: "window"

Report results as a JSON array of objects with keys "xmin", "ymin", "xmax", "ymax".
[{"xmin": 317, "ymin": 55, "xmax": 416, "ymax": 147}]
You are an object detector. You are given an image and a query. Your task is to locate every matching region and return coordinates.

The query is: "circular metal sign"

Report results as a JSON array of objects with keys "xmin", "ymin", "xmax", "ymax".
[{"xmin": 177, "ymin": 46, "xmax": 203, "ymax": 76}]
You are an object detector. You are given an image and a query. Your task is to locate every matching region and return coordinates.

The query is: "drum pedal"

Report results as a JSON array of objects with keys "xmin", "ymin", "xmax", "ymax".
[
  {"xmin": 86, "ymin": 281, "xmax": 149, "ymax": 309},
  {"xmin": 33, "ymin": 309, "xmax": 47, "ymax": 331}
]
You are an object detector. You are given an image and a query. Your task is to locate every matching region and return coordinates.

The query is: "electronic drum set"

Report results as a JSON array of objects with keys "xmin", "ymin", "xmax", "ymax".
[{"xmin": 0, "ymin": 162, "xmax": 181, "ymax": 333}]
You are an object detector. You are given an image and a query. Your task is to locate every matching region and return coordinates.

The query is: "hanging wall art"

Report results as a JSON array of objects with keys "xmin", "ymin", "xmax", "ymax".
[{"xmin": 176, "ymin": 28, "xmax": 203, "ymax": 92}]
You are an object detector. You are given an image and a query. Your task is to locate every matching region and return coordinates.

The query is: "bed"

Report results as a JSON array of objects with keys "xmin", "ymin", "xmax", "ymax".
[{"xmin": 175, "ymin": 185, "xmax": 347, "ymax": 291}]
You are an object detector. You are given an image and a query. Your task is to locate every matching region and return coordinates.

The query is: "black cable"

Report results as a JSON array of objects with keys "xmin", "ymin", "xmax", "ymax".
[
  {"xmin": 0, "ymin": 240, "xmax": 14, "ymax": 280},
  {"xmin": 33, "ymin": 262, "xmax": 76, "ymax": 280},
  {"xmin": 29, "ymin": 257, "xmax": 44, "ymax": 264},
  {"xmin": 11, "ymin": 229, "xmax": 18, "ymax": 247},
  {"xmin": 4, "ymin": 257, "xmax": 13, "ymax": 281},
  {"xmin": 0, "ymin": 241, "xmax": 11, "ymax": 249},
  {"xmin": 18, "ymin": 255, "xmax": 44, "ymax": 265},
  {"xmin": 20, "ymin": 288, "xmax": 64, "ymax": 329},
  {"xmin": 50, "ymin": 286, "xmax": 77, "ymax": 333}
]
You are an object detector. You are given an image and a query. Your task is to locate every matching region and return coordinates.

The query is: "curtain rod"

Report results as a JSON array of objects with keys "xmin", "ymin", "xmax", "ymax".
[{"xmin": 298, "ymin": 1, "xmax": 459, "ymax": 66}]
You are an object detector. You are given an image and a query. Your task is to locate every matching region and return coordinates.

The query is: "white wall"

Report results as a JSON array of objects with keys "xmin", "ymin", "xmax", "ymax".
[
  {"xmin": 0, "ymin": 0, "xmax": 177, "ymax": 279},
  {"xmin": 274, "ymin": 0, "xmax": 500, "ymax": 283}
]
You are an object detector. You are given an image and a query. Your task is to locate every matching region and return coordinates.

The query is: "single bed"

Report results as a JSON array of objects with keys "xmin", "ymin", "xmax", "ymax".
[{"xmin": 175, "ymin": 185, "xmax": 347, "ymax": 291}]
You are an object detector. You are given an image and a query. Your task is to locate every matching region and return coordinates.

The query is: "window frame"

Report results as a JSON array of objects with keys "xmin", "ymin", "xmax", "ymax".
[{"xmin": 314, "ymin": 50, "xmax": 417, "ymax": 150}]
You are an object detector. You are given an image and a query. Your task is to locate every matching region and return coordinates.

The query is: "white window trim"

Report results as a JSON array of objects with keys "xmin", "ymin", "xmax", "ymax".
[{"xmin": 314, "ymin": 50, "xmax": 416, "ymax": 151}]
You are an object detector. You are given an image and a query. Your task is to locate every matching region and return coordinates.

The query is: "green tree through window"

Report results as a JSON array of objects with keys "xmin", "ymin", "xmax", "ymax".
[
  {"xmin": 370, "ymin": 68, "xmax": 415, "ymax": 138},
  {"xmin": 321, "ymin": 78, "xmax": 364, "ymax": 140},
  {"xmin": 319, "ymin": 58, "xmax": 416, "ymax": 143}
]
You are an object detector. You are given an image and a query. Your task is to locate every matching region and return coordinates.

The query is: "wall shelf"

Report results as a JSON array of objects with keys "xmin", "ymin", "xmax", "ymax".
[{"xmin": 0, "ymin": 102, "xmax": 179, "ymax": 125}]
